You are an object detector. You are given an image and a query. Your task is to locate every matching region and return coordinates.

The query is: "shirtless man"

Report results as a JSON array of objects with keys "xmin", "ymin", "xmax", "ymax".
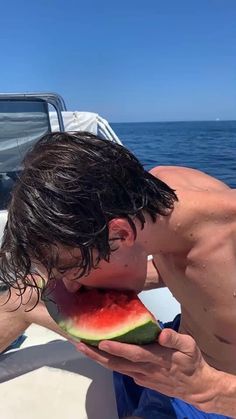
[{"xmin": 0, "ymin": 132, "xmax": 235, "ymax": 418}]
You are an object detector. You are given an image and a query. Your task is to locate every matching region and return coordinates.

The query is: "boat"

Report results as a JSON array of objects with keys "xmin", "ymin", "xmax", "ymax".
[{"xmin": 0, "ymin": 93, "xmax": 180, "ymax": 419}]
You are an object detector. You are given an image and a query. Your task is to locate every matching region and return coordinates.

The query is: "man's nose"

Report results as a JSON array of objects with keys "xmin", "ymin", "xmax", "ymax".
[{"xmin": 62, "ymin": 277, "xmax": 82, "ymax": 293}]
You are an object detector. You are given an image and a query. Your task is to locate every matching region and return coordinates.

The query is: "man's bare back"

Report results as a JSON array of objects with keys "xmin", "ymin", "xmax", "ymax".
[{"xmin": 151, "ymin": 166, "xmax": 236, "ymax": 374}]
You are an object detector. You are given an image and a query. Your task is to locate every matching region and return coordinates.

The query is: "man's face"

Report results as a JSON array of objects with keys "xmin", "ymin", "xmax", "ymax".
[{"xmin": 35, "ymin": 218, "xmax": 148, "ymax": 294}]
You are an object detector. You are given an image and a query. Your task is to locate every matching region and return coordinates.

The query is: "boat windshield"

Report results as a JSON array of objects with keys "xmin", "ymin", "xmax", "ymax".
[{"xmin": 0, "ymin": 99, "xmax": 51, "ymax": 209}]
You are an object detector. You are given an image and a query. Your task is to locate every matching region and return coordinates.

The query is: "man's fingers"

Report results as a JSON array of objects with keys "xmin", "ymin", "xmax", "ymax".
[
  {"xmin": 76, "ymin": 339, "xmax": 176, "ymax": 370},
  {"xmin": 99, "ymin": 340, "xmax": 154, "ymax": 362},
  {"xmin": 98, "ymin": 340, "xmax": 172, "ymax": 366},
  {"xmin": 76, "ymin": 342, "xmax": 151, "ymax": 374},
  {"xmin": 76, "ymin": 343, "xmax": 110, "ymax": 364}
]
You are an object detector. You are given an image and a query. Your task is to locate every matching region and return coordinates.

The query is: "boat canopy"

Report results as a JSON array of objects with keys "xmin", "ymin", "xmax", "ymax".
[
  {"xmin": 0, "ymin": 93, "xmax": 121, "ymax": 209},
  {"xmin": 50, "ymin": 111, "xmax": 121, "ymax": 144},
  {"xmin": 0, "ymin": 110, "xmax": 121, "ymax": 174}
]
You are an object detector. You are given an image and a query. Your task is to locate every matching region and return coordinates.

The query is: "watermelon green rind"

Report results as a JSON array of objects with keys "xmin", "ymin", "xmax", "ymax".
[
  {"xmin": 84, "ymin": 320, "xmax": 161, "ymax": 346},
  {"xmin": 59, "ymin": 316, "xmax": 162, "ymax": 346}
]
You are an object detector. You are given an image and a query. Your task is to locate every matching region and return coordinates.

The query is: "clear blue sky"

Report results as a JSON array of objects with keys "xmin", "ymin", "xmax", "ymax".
[{"xmin": 0, "ymin": 0, "xmax": 235, "ymax": 122}]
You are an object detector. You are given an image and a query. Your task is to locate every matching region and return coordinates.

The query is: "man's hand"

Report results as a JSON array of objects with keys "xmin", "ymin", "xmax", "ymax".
[{"xmin": 76, "ymin": 329, "xmax": 219, "ymax": 413}]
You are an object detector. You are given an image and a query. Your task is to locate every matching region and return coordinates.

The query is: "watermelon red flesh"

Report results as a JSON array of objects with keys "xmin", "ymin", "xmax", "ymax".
[{"xmin": 46, "ymin": 284, "xmax": 162, "ymax": 346}]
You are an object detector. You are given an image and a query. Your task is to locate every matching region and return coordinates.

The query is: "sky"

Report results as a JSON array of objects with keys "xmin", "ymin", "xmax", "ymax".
[{"xmin": 0, "ymin": 0, "xmax": 235, "ymax": 122}]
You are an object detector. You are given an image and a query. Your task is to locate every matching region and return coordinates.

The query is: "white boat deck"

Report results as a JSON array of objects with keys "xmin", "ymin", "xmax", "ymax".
[{"xmin": 0, "ymin": 325, "xmax": 119, "ymax": 419}]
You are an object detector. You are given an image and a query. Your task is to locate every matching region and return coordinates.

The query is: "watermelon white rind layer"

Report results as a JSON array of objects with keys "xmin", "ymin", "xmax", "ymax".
[{"xmin": 58, "ymin": 316, "xmax": 162, "ymax": 346}]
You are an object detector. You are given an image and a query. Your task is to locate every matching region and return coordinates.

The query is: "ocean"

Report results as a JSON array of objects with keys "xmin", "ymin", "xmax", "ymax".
[{"xmin": 111, "ymin": 121, "xmax": 236, "ymax": 188}]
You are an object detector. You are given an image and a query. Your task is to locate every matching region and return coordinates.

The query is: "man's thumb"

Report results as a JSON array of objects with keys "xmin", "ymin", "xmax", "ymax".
[{"xmin": 158, "ymin": 328, "xmax": 194, "ymax": 353}]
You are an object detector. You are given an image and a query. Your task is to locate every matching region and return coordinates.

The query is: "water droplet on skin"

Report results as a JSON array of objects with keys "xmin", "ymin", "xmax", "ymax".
[
  {"xmin": 174, "ymin": 223, "xmax": 181, "ymax": 232},
  {"xmin": 233, "ymin": 291, "xmax": 236, "ymax": 298}
]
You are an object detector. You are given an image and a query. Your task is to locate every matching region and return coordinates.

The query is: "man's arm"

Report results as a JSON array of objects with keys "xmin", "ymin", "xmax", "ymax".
[
  {"xmin": 0, "ymin": 288, "xmax": 31, "ymax": 353},
  {"xmin": 0, "ymin": 285, "xmax": 70, "ymax": 353},
  {"xmin": 143, "ymin": 258, "xmax": 166, "ymax": 290}
]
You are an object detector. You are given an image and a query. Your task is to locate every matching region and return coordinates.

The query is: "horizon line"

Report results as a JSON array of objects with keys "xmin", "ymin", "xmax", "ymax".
[{"xmin": 111, "ymin": 119, "xmax": 236, "ymax": 124}]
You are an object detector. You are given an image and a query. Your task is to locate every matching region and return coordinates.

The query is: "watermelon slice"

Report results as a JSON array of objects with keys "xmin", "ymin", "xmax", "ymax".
[{"xmin": 44, "ymin": 283, "xmax": 162, "ymax": 346}]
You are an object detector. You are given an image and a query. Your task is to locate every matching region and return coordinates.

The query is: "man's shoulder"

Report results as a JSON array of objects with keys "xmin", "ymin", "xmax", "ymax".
[
  {"xmin": 149, "ymin": 165, "xmax": 230, "ymax": 192},
  {"xmin": 149, "ymin": 165, "xmax": 224, "ymax": 182},
  {"xmin": 149, "ymin": 165, "xmax": 208, "ymax": 182}
]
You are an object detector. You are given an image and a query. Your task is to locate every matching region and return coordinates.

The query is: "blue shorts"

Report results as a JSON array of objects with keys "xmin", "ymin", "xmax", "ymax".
[{"xmin": 113, "ymin": 315, "xmax": 232, "ymax": 419}]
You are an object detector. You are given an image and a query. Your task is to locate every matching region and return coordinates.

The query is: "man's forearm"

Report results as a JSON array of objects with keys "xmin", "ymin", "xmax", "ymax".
[
  {"xmin": 0, "ymin": 286, "xmax": 71, "ymax": 353},
  {"xmin": 0, "ymin": 290, "xmax": 31, "ymax": 352}
]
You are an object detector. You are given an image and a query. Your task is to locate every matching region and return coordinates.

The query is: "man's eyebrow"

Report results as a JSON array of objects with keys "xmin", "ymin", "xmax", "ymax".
[
  {"xmin": 49, "ymin": 247, "xmax": 83, "ymax": 270},
  {"xmin": 57, "ymin": 259, "xmax": 82, "ymax": 271}
]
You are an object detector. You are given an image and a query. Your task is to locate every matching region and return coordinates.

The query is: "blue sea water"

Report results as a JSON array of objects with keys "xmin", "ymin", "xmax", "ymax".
[{"xmin": 112, "ymin": 121, "xmax": 236, "ymax": 188}]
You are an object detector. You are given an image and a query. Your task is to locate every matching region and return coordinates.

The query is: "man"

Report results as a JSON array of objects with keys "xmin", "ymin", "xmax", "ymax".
[{"xmin": 0, "ymin": 132, "xmax": 236, "ymax": 418}]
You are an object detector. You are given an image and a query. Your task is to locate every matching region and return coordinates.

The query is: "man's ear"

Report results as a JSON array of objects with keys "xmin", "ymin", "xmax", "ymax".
[{"xmin": 108, "ymin": 218, "xmax": 135, "ymax": 247}]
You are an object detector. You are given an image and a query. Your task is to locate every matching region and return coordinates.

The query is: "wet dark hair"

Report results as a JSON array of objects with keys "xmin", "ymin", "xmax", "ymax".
[{"xmin": 0, "ymin": 132, "xmax": 177, "ymax": 302}]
